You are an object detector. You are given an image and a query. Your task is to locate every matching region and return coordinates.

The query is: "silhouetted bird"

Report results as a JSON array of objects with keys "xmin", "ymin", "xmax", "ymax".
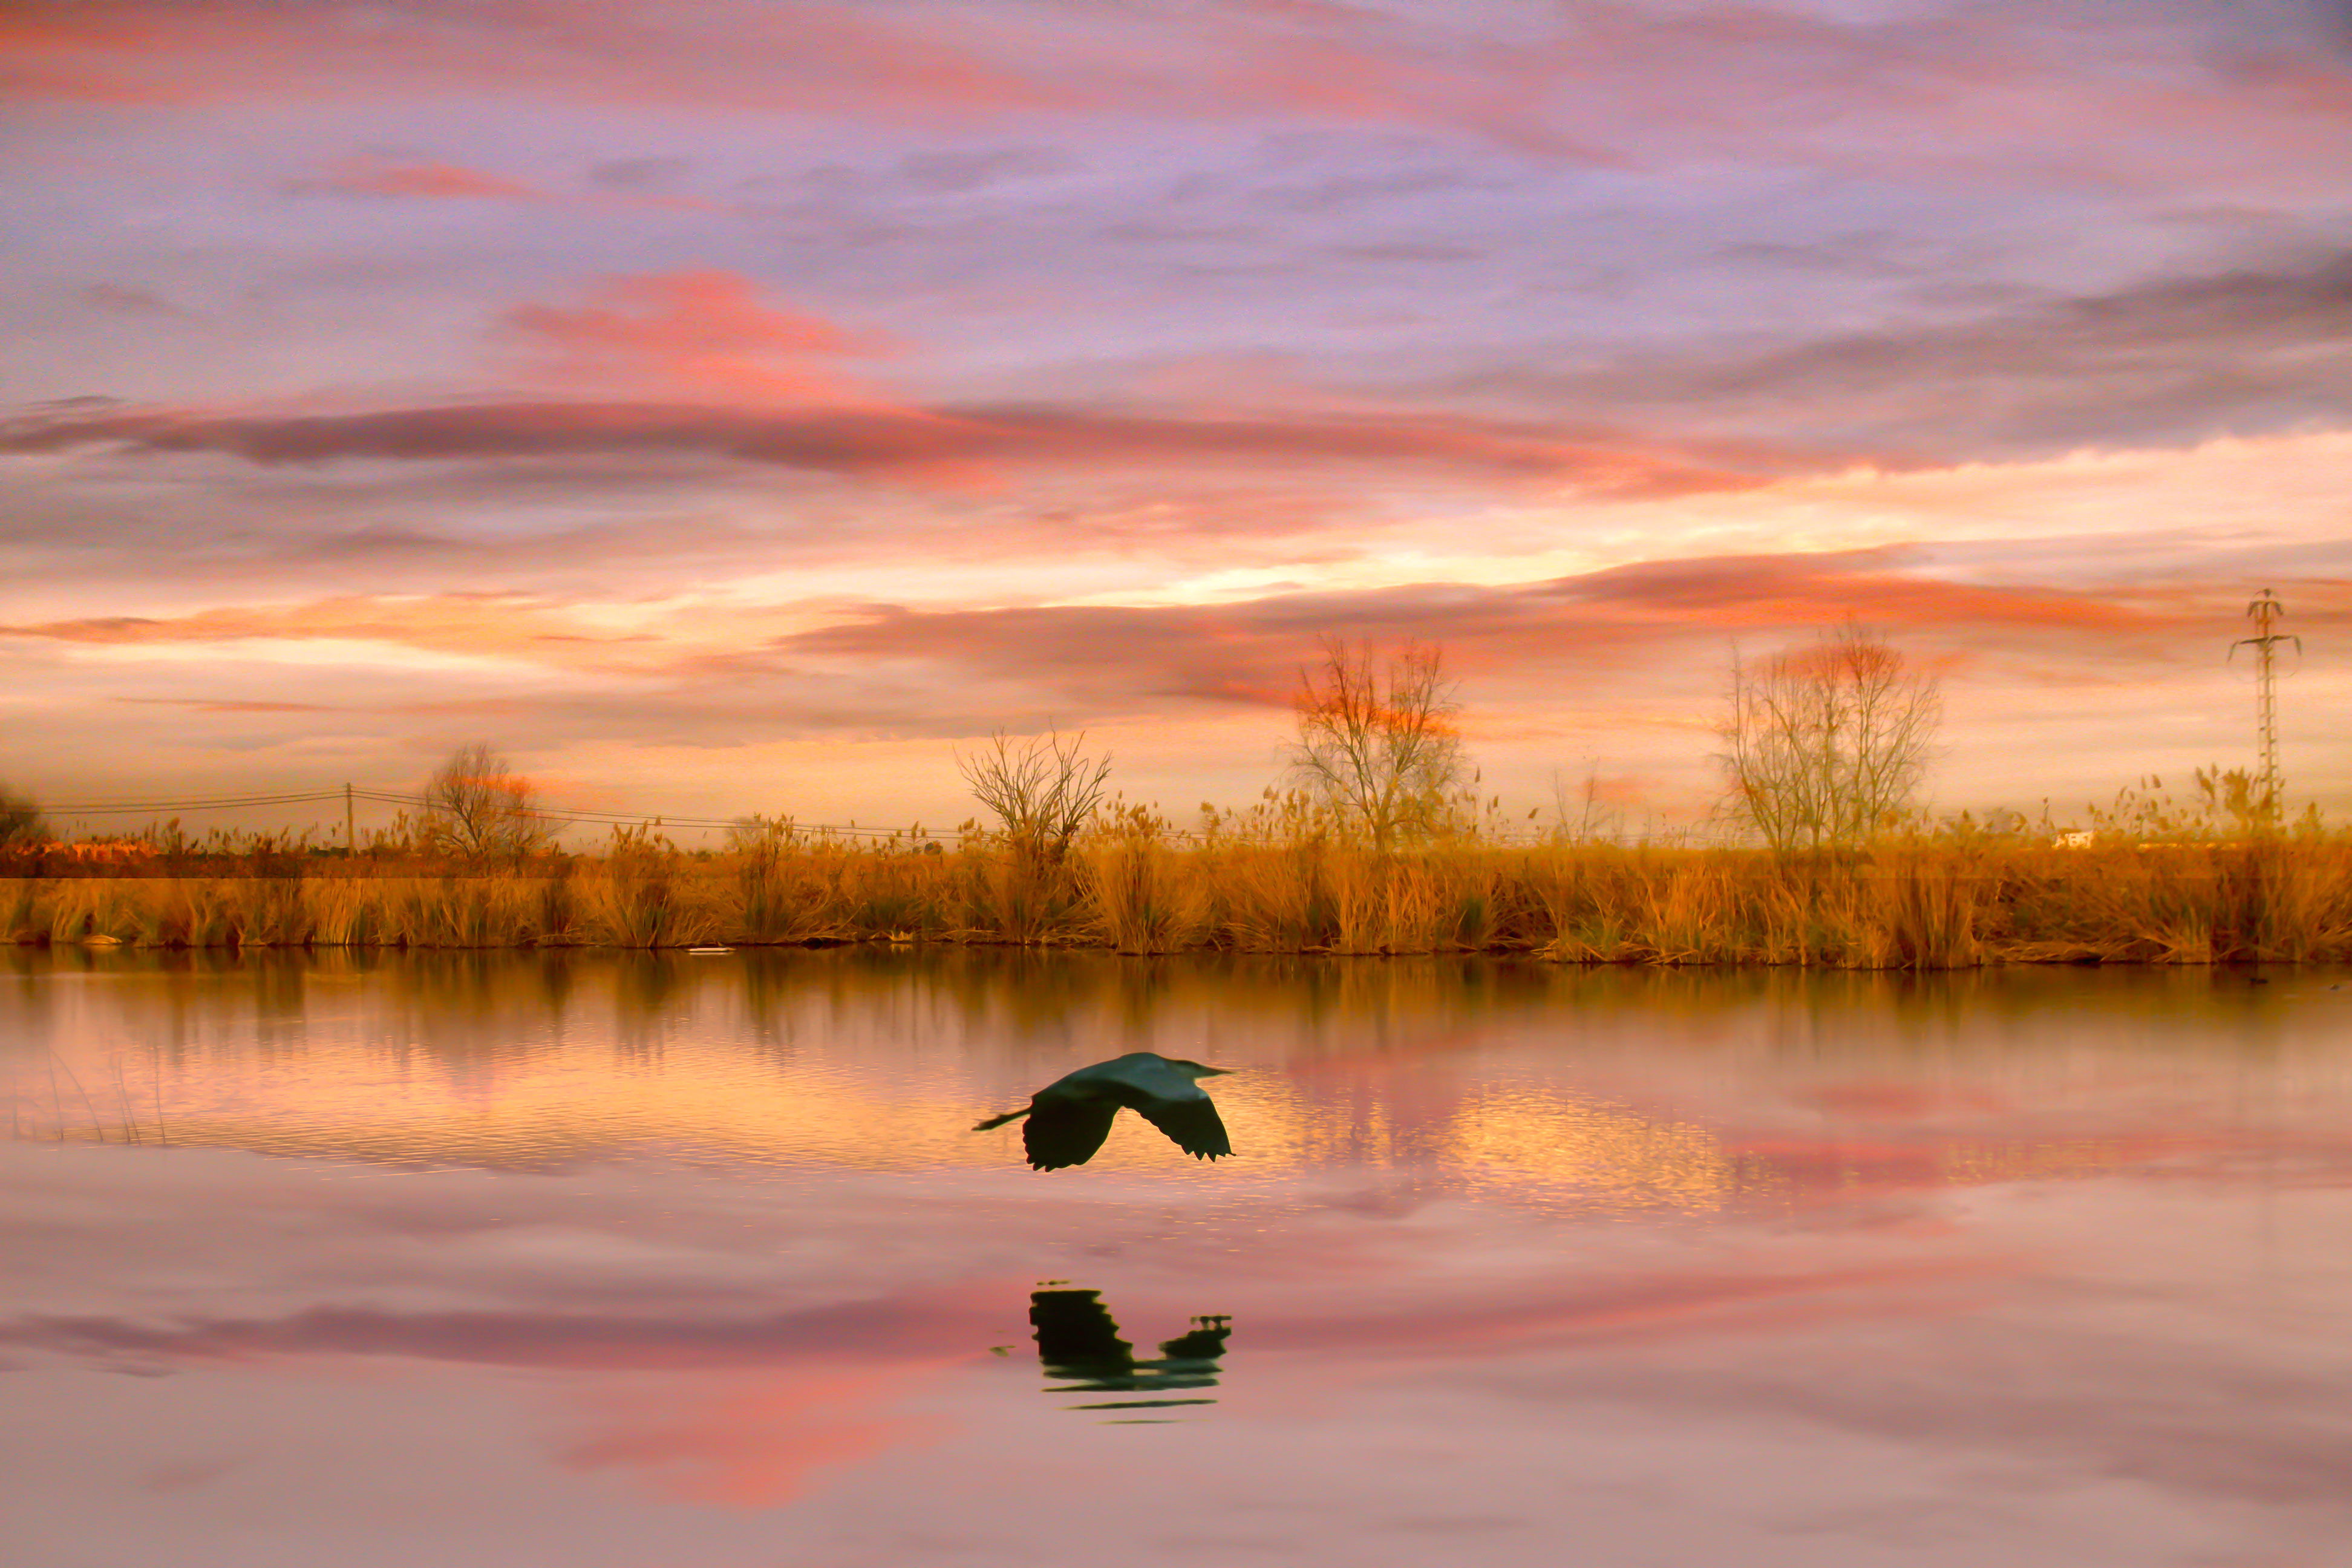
[
  {"xmin": 1028, "ymin": 1288, "xmax": 1232, "ymax": 1416},
  {"xmin": 973, "ymin": 1052, "xmax": 1234, "ymax": 1169}
]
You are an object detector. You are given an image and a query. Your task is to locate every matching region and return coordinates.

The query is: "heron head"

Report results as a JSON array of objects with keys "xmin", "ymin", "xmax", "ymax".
[{"xmin": 1167, "ymin": 1057, "xmax": 1233, "ymax": 1077}]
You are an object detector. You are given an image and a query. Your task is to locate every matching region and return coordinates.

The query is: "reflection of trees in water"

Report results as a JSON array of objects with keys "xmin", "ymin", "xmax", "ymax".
[
  {"xmin": 610, "ymin": 954, "xmax": 687, "ymax": 1062},
  {"xmin": 18, "ymin": 942, "xmax": 2324, "ymax": 1078},
  {"xmin": 356, "ymin": 953, "xmax": 577, "ymax": 1088},
  {"xmin": 82, "ymin": 944, "xmax": 2274, "ymax": 1089},
  {"xmin": 7, "ymin": 944, "xmax": 2325, "ymax": 1173},
  {"xmin": 782, "ymin": 946, "xmax": 1563, "ymax": 1077},
  {"xmin": 737, "ymin": 950, "xmax": 803, "ymax": 1059},
  {"xmin": 1029, "ymin": 1289, "xmax": 1232, "ymax": 1420}
]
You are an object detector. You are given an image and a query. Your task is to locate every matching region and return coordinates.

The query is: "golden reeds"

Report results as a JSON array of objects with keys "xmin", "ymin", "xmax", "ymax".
[{"xmin": 7, "ymin": 829, "xmax": 2352, "ymax": 967}]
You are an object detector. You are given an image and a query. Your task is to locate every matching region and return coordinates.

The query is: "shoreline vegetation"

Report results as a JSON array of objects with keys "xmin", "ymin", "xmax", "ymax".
[
  {"xmin": 6, "ymin": 826, "xmax": 2349, "ymax": 967},
  {"xmin": 4, "ymin": 639, "xmax": 2327, "ymax": 968}
]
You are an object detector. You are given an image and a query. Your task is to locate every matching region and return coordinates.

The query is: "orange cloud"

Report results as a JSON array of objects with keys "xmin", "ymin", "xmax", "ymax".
[
  {"xmin": 2, "ymin": 595, "xmax": 667, "ymax": 673},
  {"xmin": 116, "ymin": 697, "xmax": 334, "ymax": 714}
]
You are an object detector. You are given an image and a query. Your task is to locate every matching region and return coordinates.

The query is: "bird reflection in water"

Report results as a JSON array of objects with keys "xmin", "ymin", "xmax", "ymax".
[{"xmin": 1028, "ymin": 1289, "xmax": 1233, "ymax": 1422}]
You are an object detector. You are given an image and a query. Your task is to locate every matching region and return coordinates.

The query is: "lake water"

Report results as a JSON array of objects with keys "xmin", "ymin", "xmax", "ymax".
[{"xmin": 5, "ymin": 947, "xmax": 2351, "ymax": 1567}]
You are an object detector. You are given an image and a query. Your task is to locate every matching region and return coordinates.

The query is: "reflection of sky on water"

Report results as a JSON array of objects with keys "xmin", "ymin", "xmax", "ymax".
[
  {"xmin": 5, "ymin": 950, "xmax": 2352, "ymax": 1565},
  {"xmin": 11, "ymin": 948, "xmax": 2351, "ymax": 1208}
]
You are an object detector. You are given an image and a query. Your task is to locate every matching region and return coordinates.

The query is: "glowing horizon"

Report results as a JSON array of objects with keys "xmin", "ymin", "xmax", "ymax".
[{"xmin": 5, "ymin": 2, "xmax": 2350, "ymax": 837}]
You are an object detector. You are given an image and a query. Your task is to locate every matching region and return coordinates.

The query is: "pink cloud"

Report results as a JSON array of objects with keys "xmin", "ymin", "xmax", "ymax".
[
  {"xmin": 312, "ymin": 157, "xmax": 541, "ymax": 201},
  {"xmin": 1547, "ymin": 553, "xmax": 2171, "ymax": 635},
  {"xmin": 0, "ymin": 1, "xmax": 1614, "ymax": 155},
  {"xmin": 0, "ymin": 396, "xmax": 1779, "ymax": 496},
  {"xmin": 0, "ymin": 7, "xmax": 192, "ymax": 105},
  {"xmin": 4, "ymin": 554, "xmax": 2322, "ymax": 746},
  {"xmin": 80, "ymin": 283, "xmax": 185, "ymax": 316},
  {"xmin": 773, "ymin": 552, "xmax": 2214, "ymax": 713},
  {"xmin": 500, "ymin": 272, "xmax": 886, "ymax": 406},
  {"xmin": 0, "ymin": 548, "xmax": 2261, "ymax": 728},
  {"xmin": 10, "ymin": 0, "xmax": 2348, "ymax": 197}
]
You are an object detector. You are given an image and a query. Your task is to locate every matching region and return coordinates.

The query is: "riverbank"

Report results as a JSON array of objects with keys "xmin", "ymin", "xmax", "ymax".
[{"xmin": 8, "ymin": 834, "xmax": 2349, "ymax": 966}]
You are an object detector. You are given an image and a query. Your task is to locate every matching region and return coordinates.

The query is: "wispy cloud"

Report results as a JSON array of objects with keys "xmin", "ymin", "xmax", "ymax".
[
  {"xmin": 0, "ymin": 397, "xmax": 1782, "ymax": 496},
  {"xmin": 18, "ymin": 2, "xmax": 2349, "ymax": 172},
  {"xmin": 0, "ymin": 553, "xmax": 2247, "ymax": 756},
  {"xmin": 298, "ymin": 157, "xmax": 543, "ymax": 202},
  {"xmin": 1457, "ymin": 247, "xmax": 2352, "ymax": 460},
  {"xmin": 774, "ymin": 552, "xmax": 2202, "ymax": 723},
  {"xmin": 0, "ymin": 0, "xmax": 1610, "ymax": 152},
  {"xmin": 79, "ymin": 283, "xmax": 185, "ymax": 317},
  {"xmin": 2, "ymin": 594, "xmax": 673, "ymax": 673}
]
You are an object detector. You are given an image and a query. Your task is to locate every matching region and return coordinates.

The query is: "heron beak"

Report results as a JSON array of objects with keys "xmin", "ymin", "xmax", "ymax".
[{"xmin": 1198, "ymin": 1065, "xmax": 1235, "ymax": 1076}]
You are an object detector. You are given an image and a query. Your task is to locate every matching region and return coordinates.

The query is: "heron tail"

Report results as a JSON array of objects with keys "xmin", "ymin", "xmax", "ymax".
[{"xmin": 972, "ymin": 1107, "xmax": 1030, "ymax": 1132}]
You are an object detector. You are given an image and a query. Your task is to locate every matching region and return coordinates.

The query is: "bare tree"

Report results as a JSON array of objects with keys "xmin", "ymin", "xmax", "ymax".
[
  {"xmin": 1289, "ymin": 638, "xmax": 1467, "ymax": 849},
  {"xmin": 1719, "ymin": 626, "xmax": 1940, "ymax": 850},
  {"xmin": 958, "ymin": 730, "xmax": 1111, "ymax": 865},
  {"xmin": 419, "ymin": 742, "xmax": 562, "ymax": 862},
  {"xmin": 0, "ymin": 782, "xmax": 44, "ymax": 848}
]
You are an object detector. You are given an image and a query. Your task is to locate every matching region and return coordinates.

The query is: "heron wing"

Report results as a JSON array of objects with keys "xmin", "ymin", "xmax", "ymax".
[
  {"xmin": 1023, "ymin": 1098, "xmax": 1120, "ymax": 1170},
  {"xmin": 1136, "ymin": 1094, "xmax": 1231, "ymax": 1160}
]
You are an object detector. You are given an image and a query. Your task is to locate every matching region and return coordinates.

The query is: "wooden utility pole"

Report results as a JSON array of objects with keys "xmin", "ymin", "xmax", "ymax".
[{"xmin": 345, "ymin": 782, "xmax": 356, "ymax": 856}]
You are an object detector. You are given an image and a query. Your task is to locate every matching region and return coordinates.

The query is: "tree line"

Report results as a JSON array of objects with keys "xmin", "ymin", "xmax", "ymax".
[
  {"xmin": 0, "ymin": 626, "xmax": 1955, "ymax": 860},
  {"xmin": 956, "ymin": 624, "xmax": 1944, "ymax": 860}
]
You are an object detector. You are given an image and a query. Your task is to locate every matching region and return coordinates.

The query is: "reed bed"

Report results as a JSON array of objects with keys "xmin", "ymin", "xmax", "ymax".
[{"xmin": 8, "ymin": 830, "xmax": 2352, "ymax": 967}]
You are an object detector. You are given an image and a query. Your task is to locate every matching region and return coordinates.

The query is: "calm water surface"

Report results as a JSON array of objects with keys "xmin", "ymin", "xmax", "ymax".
[{"xmin": 5, "ymin": 948, "xmax": 2350, "ymax": 1567}]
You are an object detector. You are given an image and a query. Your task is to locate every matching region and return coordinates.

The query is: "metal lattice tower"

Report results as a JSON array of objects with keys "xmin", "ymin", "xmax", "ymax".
[{"xmin": 2232, "ymin": 588, "xmax": 2298, "ymax": 820}]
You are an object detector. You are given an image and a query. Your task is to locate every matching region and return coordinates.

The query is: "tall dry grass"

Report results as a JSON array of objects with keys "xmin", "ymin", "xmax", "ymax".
[
  {"xmin": 1080, "ymin": 811, "xmax": 1214, "ymax": 954},
  {"xmin": 7, "ymin": 826, "xmax": 2352, "ymax": 967}
]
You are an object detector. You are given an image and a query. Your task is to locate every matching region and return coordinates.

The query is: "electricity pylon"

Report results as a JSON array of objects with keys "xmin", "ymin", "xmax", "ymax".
[{"xmin": 2230, "ymin": 588, "xmax": 2298, "ymax": 826}]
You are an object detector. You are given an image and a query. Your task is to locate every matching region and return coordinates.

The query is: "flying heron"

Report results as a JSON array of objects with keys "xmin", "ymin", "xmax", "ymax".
[{"xmin": 973, "ymin": 1051, "xmax": 1235, "ymax": 1170}]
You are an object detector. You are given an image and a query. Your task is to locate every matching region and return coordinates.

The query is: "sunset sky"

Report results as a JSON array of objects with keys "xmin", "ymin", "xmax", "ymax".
[{"xmin": 5, "ymin": 1, "xmax": 2351, "ymax": 837}]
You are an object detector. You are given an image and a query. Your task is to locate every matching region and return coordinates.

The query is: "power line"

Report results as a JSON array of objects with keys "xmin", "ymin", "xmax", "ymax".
[
  {"xmin": 46, "ymin": 784, "xmax": 948, "ymax": 841},
  {"xmin": 40, "ymin": 784, "xmax": 1573, "ymax": 847},
  {"xmin": 42, "ymin": 790, "xmax": 351, "ymax": 812},
  {"xmin": 347, "ymin": 790, "xmax": 920, "ymax": 836}
]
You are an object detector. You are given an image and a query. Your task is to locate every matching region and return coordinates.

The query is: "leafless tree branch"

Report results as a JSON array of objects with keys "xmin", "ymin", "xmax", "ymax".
[
  {"xmin": 1289, "ymin": 638, "xmax": 1467, "ymax": 849},
  {"xmin": 1719, "ymin": 627, "xmax": 1940, "ymax": 850},
  {"xmin": 958, "ymin": 730, "xmax": 1112, "ymax": 866},
  {"xmin": 420, "ymin": 742, "xmax": 563, "ymax": 864}
]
